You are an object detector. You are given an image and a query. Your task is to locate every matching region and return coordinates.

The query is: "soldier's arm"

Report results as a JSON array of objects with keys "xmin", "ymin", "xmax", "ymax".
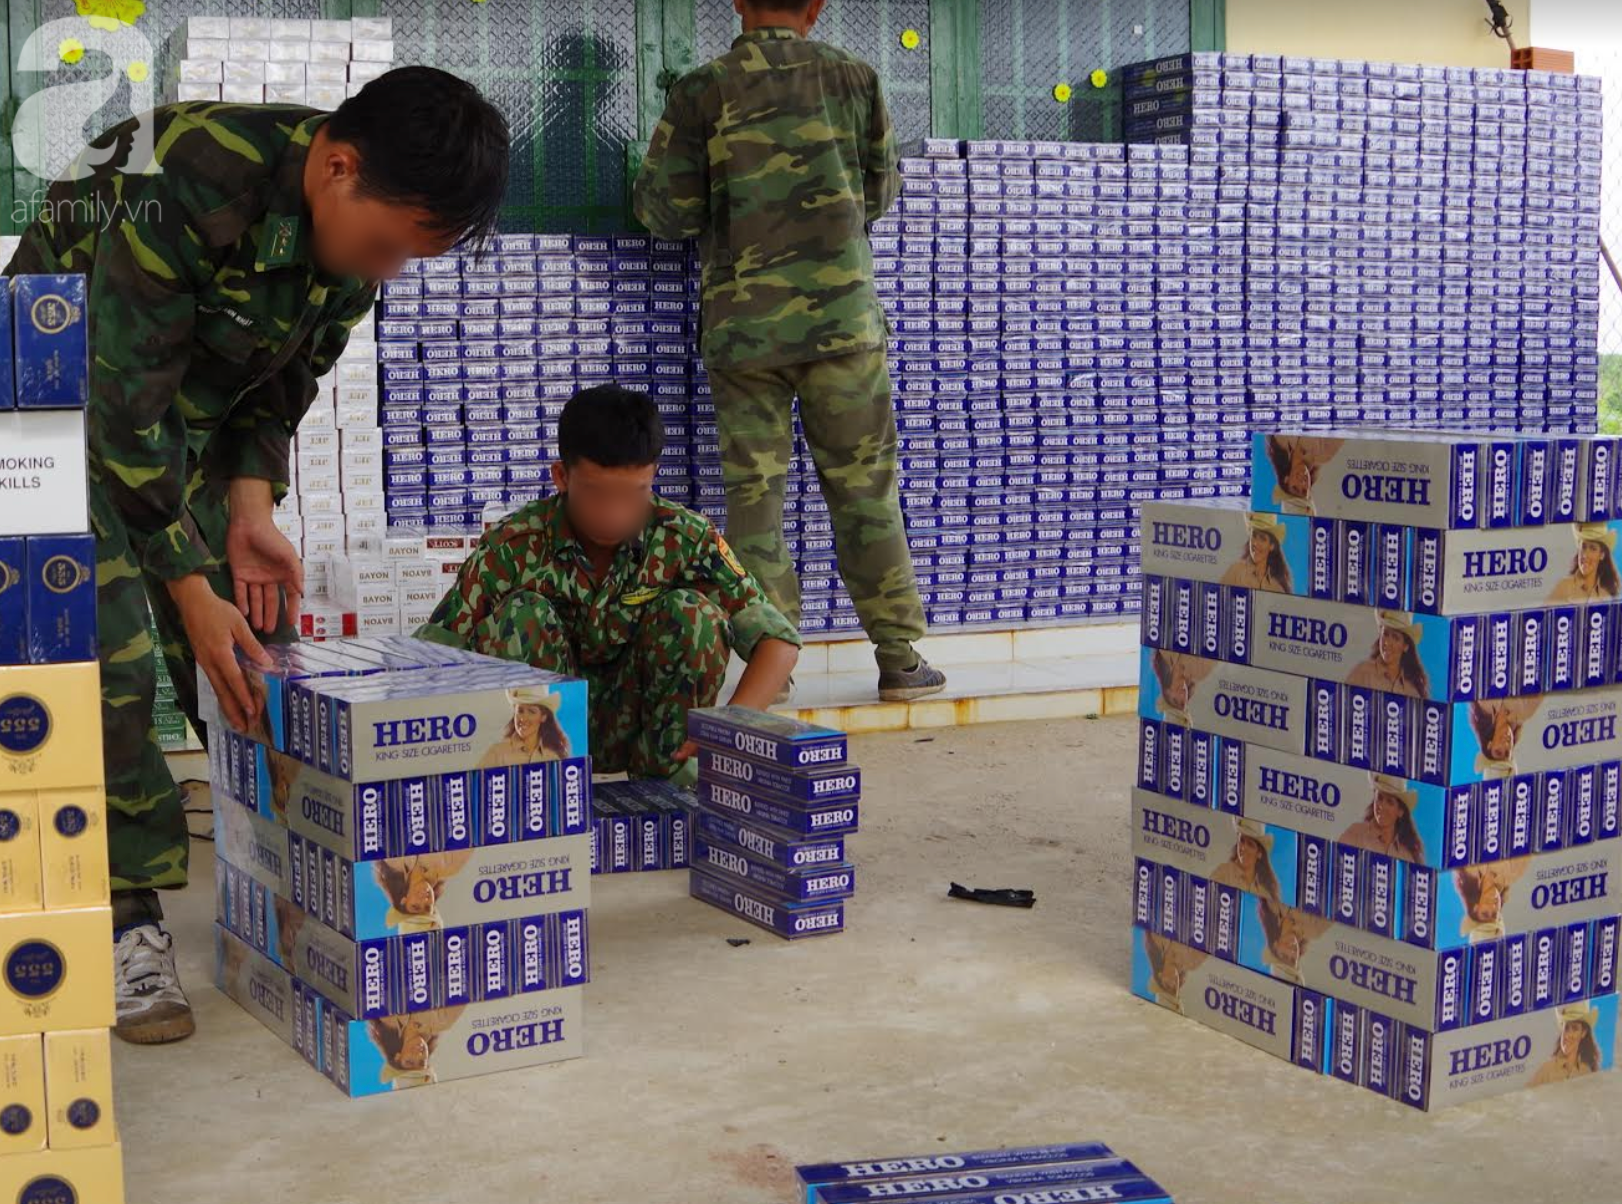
[
  {"xmin": 412, "ymin": 532, "xmax": 523, "ymax": 650},
  {"xmin": 86, "ymin": 189, "xmax": 217, "ymax": 580},
  {"xmin": 861, "ymin": 70, "xmax": 902, "ymax": 224},
  {"xmin": 214, "ymin": 287, "xmax": 377, "ymax": 495},
  {"xmin": 680, "ymin": 523, "xmax": 803, "ymax": 661},
  {"xmin": 632, "ymin": 76, "xmax": 710, "ymax": 241}
]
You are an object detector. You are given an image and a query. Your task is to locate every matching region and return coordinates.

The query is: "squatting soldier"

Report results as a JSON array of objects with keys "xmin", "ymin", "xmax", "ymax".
[
  {"xmin": 4, "ymin": 68, "xmax": 511, "ymax": 1044},
  {"xmin": 633, "ymin": 0, "xmax": 947, "ymax": 703},
  {"xmin": 417, "ymin": 386, "xmax": 800, "ymax": 784}
]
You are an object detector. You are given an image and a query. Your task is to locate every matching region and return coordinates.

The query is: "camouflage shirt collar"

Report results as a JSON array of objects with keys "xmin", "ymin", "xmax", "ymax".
[
  {"xmin": 733, "ymin": 27, "xmax": 803, "ymax": 47},
  {"xmin": 253, "ymin": 112, "xmax": 330, "ymax": 274}
]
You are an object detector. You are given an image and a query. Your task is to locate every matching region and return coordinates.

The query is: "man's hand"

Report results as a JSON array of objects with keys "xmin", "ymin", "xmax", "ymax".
[
  {"xmin": 168, "ymin": 575, "xmax": 274, "ymax": 731},
  {"xmin": 226, "ymin": 479, "xmax": 303, "ymax": 634}
]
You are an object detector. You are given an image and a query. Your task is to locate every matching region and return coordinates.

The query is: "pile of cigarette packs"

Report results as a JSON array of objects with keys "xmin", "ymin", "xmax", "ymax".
[
  {"xmin": 175, "ymin": 15, "xmax": 394, "ymax": 108},
  {"xmin": 685, "ymin": 708, "xmax": 857, "ymax": 939},
  {"xmin": 590, "ymin": 780, "xmax": 694, "ymax": 875},
  {"xmin": 795, "ymin": 1142, "xmax": 1174, "ymax": 1204},
  {"xmin": 203, "ymin": 637, "xmax": 593, "ymax": 1096},
  {"xmin": 0, "ymin": 275, "xmax": 126, "ymax": 1199},
  {"xmin": 1133, "ymin": 429, "xmax": 1622, "ymax": 1110}
]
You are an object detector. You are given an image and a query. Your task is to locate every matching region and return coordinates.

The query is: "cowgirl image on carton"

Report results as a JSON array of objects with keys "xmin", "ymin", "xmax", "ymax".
[
  {"xmin": 1529, "ymin": 1002, "xmax": 1605, "ymax": 1087},
  {"xmin": 1253, "ymin": 896, "xmax": 1333, "ymax": 986},
  {"xmin": 477, "ymin": 686, "xmax": 571, "ymax": 769},
  {"xmin": 1219, "ymin": 512, "xmax": 1295, "ymax": 593},
  {"xmin": 1148, "ymin": 649, "xmax": 1214, "ymax": 727},
  {"xmin": 1547, "ymin": 524, "xmax": 1621, "ymax": 604},
  {"xmin": 366, "ymin": 1006, "xmax": 467, "ymax": 1090},
  {"xmin": 1260, "ymin": 435, "xmax": 1346, "ymax": 517},
  {"xmin": 1469, "ymin": 696, "xmax": 1543, "ymax": 781},
  {"xmin": 1134, "ymin": 929, "xmax": 1209, "ymax": 1015},
  {"xmin": 1345, "ymin": 611, "xmax": 1430, "ymax": 700},
  {"xmin": 1341, "ymin": 774, "xmax": 1428, "ymax": 863},
  {"xmin": 1451, "ymin": 859, "xmax": 1531, "ymax": 943},
  {"xmin": 373, "ymin": 850, "xmax": 474, "ymax": 933},
  {"xmin": 1210, "ymin": 817, "xmax": 1283, "ymax": 899}
]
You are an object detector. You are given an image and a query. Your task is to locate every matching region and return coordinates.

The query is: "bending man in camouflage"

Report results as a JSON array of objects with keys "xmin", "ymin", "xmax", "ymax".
[
  {"xmin": 417, "ymin": 386, "xmax": 800, "ymax": 784},
  {"xmin": 5, "ymin": 68, "xmax": 510, "ymax": 1044},
  {"xmin": 634, "ymin": 0, "xmax": 945, "ymax": 702}
]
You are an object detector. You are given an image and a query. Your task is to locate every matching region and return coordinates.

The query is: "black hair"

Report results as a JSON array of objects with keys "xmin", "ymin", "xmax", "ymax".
[
  {"xmin": 558, "ymin": 385, "xmax": 666, "ymax": 469},
  {"xmin": 327, "ymin": 67, "xmax": 510, "ymax": 248}
]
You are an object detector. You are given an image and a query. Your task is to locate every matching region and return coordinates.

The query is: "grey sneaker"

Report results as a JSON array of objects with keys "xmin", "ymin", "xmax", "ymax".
[
  {"xmin": 878, "ymin": 658, "xmax": 947, "ymax": 702},
  {"xmin": 114, "ymin": 925, "xmax": 196, "ymax": 1045}
]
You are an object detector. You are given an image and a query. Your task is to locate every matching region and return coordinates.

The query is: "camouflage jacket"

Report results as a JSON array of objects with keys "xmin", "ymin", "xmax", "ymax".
[
  {"xmin": 5, "ymin": 104, "xmax": 376, "ymax": 581},
  {"xmin": 415, "ymin": 493, "xmax": 802, "ymax": 664},
  {"xmin": 632, "ymin": 27, "xmax": 900, "ymax": 372}
]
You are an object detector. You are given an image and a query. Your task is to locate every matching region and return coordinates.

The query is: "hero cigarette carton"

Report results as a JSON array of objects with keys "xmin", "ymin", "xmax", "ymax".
[
  {"xmin": 687, "ymin": 706, "xmax": 848, "ymax": 769},
  {"xmin": 1250, "ymin": 431, "xmax": 1517, "ymax": 529},
  {"xmin": 1141, "ymin": 499, "xmax": 1326, "ymax": 601},
  {"xmin": 216, "ymin": 857, "xmax": 588, "ymax": 1019},
  {"xmin": 1139, "ymin": 648, "xmax": 1311, "ymax": 758},
  {"xmin": 797, "ymin": 1145, "xmax": 1117, "ymax": 1204},
  {"xmin": 1132, "ymin": 788, "xmax": 1301, "ymax": 909},
  {"xmin": 1431, "ymin": 841, "xmax": 1620, "ymax": 953},
  {"xmin": 814, "ymin": 1162, "xmax": 1164, "ymax": 1204},
  {"xmin": 688, "ymin": 867, "xmax": 845, "ymax": 939},
  {"xmin": 690, "ymin": 809, "xmax": 844, "ymax": 871},
  {"xmin": 694, "ymin": 779, "xmax": 859, "ymax": 837},
  {"xmin": 696, "ymin": 747, "xmax": 861, "ymax": 803},
  {"xmin": 1131, "ymin": 925, "xmax": 1303, "ymax": 1062},
  {"xmin": 215, "ymin": 799, "xmax": 590, "ymax": 941},
  {"xmin": 1412, "ymin": 519, "xmax": 1622, "ymax": 615},
  {"xmin": 691, "ymin": 836, "xmax": 855, "ymax": 904},
  {"xmin": 215, "ymin": 924, "xmax": 584, "ymax": 1097}
]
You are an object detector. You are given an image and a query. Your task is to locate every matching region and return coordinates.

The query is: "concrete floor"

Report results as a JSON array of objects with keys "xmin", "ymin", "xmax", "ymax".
[{"xmin": 120, "ymin": 717, "xmax": 1622, "ymax": 1204}]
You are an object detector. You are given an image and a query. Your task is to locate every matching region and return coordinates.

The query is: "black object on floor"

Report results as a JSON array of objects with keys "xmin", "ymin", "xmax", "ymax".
[{"xmin": 948, "ymin": 883, "xmax": 1036, "ymax": 908}]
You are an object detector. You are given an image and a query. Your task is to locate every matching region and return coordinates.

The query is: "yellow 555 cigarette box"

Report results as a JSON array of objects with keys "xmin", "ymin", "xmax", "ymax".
[
  {"xmin": 43, "ymin": 1030, "xmax": 114, "ymax": 1150},
  {"xmin": 0, "ymin": 908, "xmax": 113, "ymax": 1036},
  {"xmin": 0, "ymin": 1034, "xmax": 45, "ymax": 1156},
  {"xmin": 0, "ymin": 664, "xmax": 103, "ymax": 793},
  {"xmin": 0, "ymin": 1141, "xmax": 123, "ymax": 1203},
  {"xmin": 0, "ymin": 795, "xmax": 41, "ymax": 914},
  {"xmin": 37, "ymin": 790, "xmax": 107, "ymax": 910}
]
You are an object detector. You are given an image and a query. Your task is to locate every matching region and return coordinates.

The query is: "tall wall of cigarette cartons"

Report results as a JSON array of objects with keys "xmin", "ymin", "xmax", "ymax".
[
  {"xmin": 1133, "ymin": 428, "xmax": 1622, "ymax": 1110},
  {"xmin": 204, "ymin": 641, "xmax": 593, "ymax": 1096},
  {"xmin": 0, "ymin": 276, "xmax": 125, "ymax": 1197}
]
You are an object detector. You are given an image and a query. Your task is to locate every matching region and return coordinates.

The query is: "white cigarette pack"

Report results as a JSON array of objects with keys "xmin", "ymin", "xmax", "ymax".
[
  {"xmin": 227, "ymin": 39, "xmax": 270, "ymax": 62},
  {"xmin": 177, "ymin": 82, "xmax": 222, "ymax": 103},
  {"xmin": 265, "ymin": 85, "xmax": 307, "ymax": 106},
  {"xmin": 351, "ymin": 17, "xmax": 393, "ymax": 40},
  {"xmin": 221, "ymin": 83, "xmax": 265, "ymax": 105},
  {"xmin": 265, "ymin": 61, "xmax": 306, "ymax": 85},
  {"xmin": 269, "ymin": 40, "xmax": 311, "ymax": 63},
  {"xmin": 186, "ymin": 16, "xmax": 229, "ymax": 40},
  {"xmin": 179, "ymin": 60, "xmax": 222, "ymax": 83},
  {"xmin": 308, "ymin": 84, "xmax": 348, "ymax": 111},
  {"xmin": 270, "ymin": 19, "xmax": 311, "ymax": 40},
  {"xmin": 348, "ymin": 62, "xmax": 390, "ymax": 86},
  {"xmin": 228, "ymin": 17, "xmax": 272, "ymax": 40},
  {"xmin": 309, "ymin": 41, "xmax": 352, "ymax": 64},
  {"xmin": 351, "ymin": 40, "xmax": 394, "ymax": 63},
  {"xmin": 310, "ymin": 20, "xmax": 352, "ymax": 42},
  {"xmin": 307, "ymin": 62, "xmax": 349, "ymax": 85},
  {"xmin": 223, "ymin": 61, "xmax": 267, "ymax": 85},
  {"xmin": 185, "ymin": 39, "xmax": 228, "ymax": 63}
]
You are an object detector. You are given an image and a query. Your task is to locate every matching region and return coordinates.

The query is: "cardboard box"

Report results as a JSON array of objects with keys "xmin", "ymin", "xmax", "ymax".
[
  {"xmin": 687, "ymin": 706, "xmax": 848, "ymax": 768},
  {"xmin": 0, "ymin": 538, "xmax": 23, "ymax": 666},
  {"xmin": 1140, "ymin": 500, "xmax": 1316, "ymax": 598},
  {"xmin": 696, "ymin": 748, "xmax": 860, "ymax": 803},
  {"xmin": 25, "ymin": 534, "xmax": 96, "ymax": 665},
  {"xmin": 0, "ymin": 1033, "xmax": 44, "ymax": 1155},
  {"xmin": 813, "ymin": 1163, "xmax": 1168, "ymax": 1204},
  {"xmin": 0, "ymin": 1141, "xmax": 123, "ymax": 1200},
  {"xmin": 0, "ymin": 662, "xmax": 104, "ymax": 792},
  {"xmin": 0, "ymin": 411, "xmax": 89, "ymax": 537},
  {"xmin": 0, "ymin": 907, "xmax": 113, "ymax": 1035},
  {"xmin": 43, "ymin": 1029, "xmax": 114, "ymax": 1150},
  {"xmin": 1133, "ymin": 787, "xmax": 1301, "ymax": 908},
  {"xmin": 0, "ymin": 793, "xmax": 41, "ymax": 913},
  {"xmin": 1131, "ymin": 925, "xmax": 1301, "ymax": 1058},
  {"xmin": 690, "ymin": 837, "xmax": 854, "ymax": 904},
  {"xmin": 215, "ymin": 924, "xmax": 584, "ymax": 1097},
  {"xmin": 1414, "ymin": 519, "xmax": 1622, "ymax": 615},
  {"xmin": 1138, "ymin": 648, "xmax": 1310, "ymax": 758},
  {"xmin": 689, "ymin": 868, "xmax": 845, "ymax": 939},
  {"xmin": 797, "ymin": 1144, "xmax": 1117, "ymax": 1204},
  {"xmin": 215, "ymin": 799, "xmax": 591, "ymax": 941},
  {"xmin": 1432, "ymin": 842, "xmax": 1620, "ymax": 952},
  {"xmin": 38, "ymin": 788, "xmax": 107, "ymax": 910}
]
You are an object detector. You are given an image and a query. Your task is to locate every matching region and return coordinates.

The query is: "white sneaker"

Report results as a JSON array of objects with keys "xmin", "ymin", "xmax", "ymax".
[{"xmin": 113, "ymin": 925, "xmax": 196, "ymax": 1045}]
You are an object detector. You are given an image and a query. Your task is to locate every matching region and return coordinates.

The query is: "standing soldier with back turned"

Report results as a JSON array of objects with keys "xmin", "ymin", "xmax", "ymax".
[{"xmin": 633, "ymin": 0, "xmax": 946, "ymax": 702}]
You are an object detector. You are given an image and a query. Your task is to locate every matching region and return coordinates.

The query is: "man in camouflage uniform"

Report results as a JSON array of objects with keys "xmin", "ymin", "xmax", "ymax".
[
  {"xmin": 633, "ymin": 0, "xmax": 946, "ymax": 702},
  {"xmin": 417, "ymin": 386, "xmax": 800, "ymax": 783},
  {"xmin": 5, "ymin": 68, "xmax": 510, "ymax": 1044}
]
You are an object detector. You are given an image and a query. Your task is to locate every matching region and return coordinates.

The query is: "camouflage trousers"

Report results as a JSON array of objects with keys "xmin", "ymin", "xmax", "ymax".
[
  {"xmin": 708, "ymin": 347, "xmax": 926, "ymax": 672},
  {"xmin": 92, "ymin": 466, "xmax": 294, "ymax": 898},
  {"xmin": 477, "ymin": 588, "xmax": 730, "ymax": 784}
]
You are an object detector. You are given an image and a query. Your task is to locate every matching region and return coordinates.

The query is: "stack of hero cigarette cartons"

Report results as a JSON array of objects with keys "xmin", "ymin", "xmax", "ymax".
[
  {"xmin": 176, "ymin": 16, "xmax": 395, "ymax": 108},
  {"xmin": 795, "ymin": 1142, "xmax": 1175, "ymax": 1204},
  {"xmin": 685, "ymin": 708, "xmax": 857, "ymax": 939},
  {"xmin": 202, "ymin": 637, "xmax": 593, "ymax": 1096},
  {"xmin": 1121, "ymin": 52, "xmax": 1602, "ymax": 435},
  {"xmin": 1133, "ymin": 429, "xmax": 1622, "ymax": 1110},
  {"xmin": 589, "ymin": 780, "xmax": 693, "ymax": 875},
  {"xmin": 0, "ymin": 275, "xmax": 126, "ymax": 1198}
]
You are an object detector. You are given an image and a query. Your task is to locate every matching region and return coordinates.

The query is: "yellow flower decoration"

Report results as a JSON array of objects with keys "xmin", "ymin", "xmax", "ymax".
[
  {"xmin": 76, "ymin": 0, "xmax": 145, "ymax": 29},
  {"xmin": 58, "ymin": 38, "xmax": 85, "ymax": 64},
  {"xmin": 900, "ymin": 29, "xmax": 921, "ymax": 50},
  {"xmin": 1052, "ymin": 83, "xmax": 1073, "ymax": 103},
  {"xmin": 127, "ymin": 60, "xmax": 149, "ymax": 83},
  {"xmin": 1090, "ymin": 68, "xmax": 1109, "ymax": 88}
]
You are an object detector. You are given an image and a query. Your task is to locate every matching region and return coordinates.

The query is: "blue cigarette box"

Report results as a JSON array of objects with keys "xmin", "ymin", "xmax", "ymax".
[
  {"xmin": 11, "ymin": 275, "xmax": 89, "ymax": 408},
  {"xmin": 0, "ymin": 536, "xmax": 24, "ymax": 664},
  {"xmin": 25, "ymin": 533, "xmax": 96, "ymax": 663},
  {"xmin": 0, "ymin": 286, "xmax": 12, "ymax": 409}
]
